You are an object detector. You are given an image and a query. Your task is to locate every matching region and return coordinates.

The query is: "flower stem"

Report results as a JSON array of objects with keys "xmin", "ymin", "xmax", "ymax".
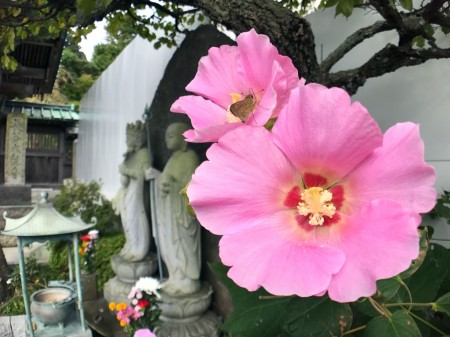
[
  {"xmin": 342, "ymin": 325, "xmax": 367, "ymax": 335},
  {"xmin": 396, "ymin": 276, "xmax": 413, "ymax": 311},
  {"xmin": 384, "ymin": 302, "xmax": 433, "ymax": 308},
  {"xmin": 258, "ymin": 295, "xmax": 285, "ymax": 300},
  {"xmin": 368, "ymin": 297, "xmax": 392, "ymax": 318},
  {"xmin": 408, "ymin": 310, "xmax": 448, "ymax": 336}
]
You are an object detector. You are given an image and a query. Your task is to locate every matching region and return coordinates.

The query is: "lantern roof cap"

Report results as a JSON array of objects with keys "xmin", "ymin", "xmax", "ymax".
[{"xmin": 0, "ymin": 192, "xmax": 95, "ymax": 237}]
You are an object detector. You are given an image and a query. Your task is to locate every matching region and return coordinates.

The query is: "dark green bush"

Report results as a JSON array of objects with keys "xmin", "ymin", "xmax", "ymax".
[
  {"xmin": 94, "ymin": 233, "xmax": 125, "ymax": 290},
  {"xmin": 53, "ymin": 179, "xmax": 120, "ymax": 234},
  {"xmin": 47, "ymin": 233, "xmax": 125, "ymax": 291}
]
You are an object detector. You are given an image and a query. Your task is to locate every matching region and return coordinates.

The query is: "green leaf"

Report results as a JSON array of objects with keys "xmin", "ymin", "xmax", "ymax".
[
  {"xmin": 432, "ymin": 292, "xmax": 450, "ymax": 315},
  {"xmin": 396, "ymin": 244, "xmax": 450, "ymax": 303},
  {"xmin": 400, "ymin": 228, "xmax": 429, "ymax": 279},
  {"xmin": 210, "ymin": 262, "xmax": 291, "ymax": 337},
  {"xmin": 320, "ymin": 0, "xmax": 339, "ymax": 8},
  {"xmin": 365, "ymin": 310, "xmax": 422, "ymax": 337},
  {"xmin": 413, "ymin": 36, "xmax": 425, "ymax": 48},
  {"xmin": 281, "ymin": 296, "xmax": 353, "ymax": 337},
  {"xmin": 424, "ymin": 24, "xmax": 435, "ymax": 36},
  {"xmin": 77, "ymin": 0, "xmax": 96, "ymax": 14},
  {"xmin": 100, "ymin": 0, "xmax": 113, "ymax": 6},
  {"xmin": 398, "ymin": 0, "xmax": 413, "ymax": 11},
  {"xmin": 429, "ymin": 190, "xmax": 450, "ymax": 224},
  {"xmin": 336, "ymin": 0, "xmax": 354, "ymax": 17},
  {"xmin": 375, "ymin": 277, "xmax": 401, "ymax": 301},
  {"xmin": 31, "ymin": 25, "xmax": 41, "ymax": 36}
]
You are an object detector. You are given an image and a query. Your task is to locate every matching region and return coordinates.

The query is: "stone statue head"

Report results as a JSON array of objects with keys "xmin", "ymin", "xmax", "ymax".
[
  {"xmin": 165, "ymin": 123, "xmax": 190, "ymax": 152},
  {"xmin": 126, "ymin": 121, "xmax": 147, "ymax": 152}
]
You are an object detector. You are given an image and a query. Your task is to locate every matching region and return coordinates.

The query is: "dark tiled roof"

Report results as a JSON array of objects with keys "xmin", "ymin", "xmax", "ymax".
[{"xmin": 2, "ymin": 101, "xmax": 79, "ymax": 121}]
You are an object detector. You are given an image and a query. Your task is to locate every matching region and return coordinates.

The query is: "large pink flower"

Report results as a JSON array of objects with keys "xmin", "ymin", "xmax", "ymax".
[
  {"xmin": 188, "ymin": 83, "xmax": 436, "ymax": 303},
  {"xmin": 171, "ymin": 29, "xmax": 299, "ymax": 143}
]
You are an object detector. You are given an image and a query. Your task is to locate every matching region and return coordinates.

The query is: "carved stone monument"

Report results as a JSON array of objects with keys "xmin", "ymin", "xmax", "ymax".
[
  {"xmin": 147, "ymin": 123, "xmax": 220, "ymax": 337},
  {"xmin": 0, "ymin": 113, "xmax": 31, "ymax": 205},
  {"xmin": 104, "ymin": 121, "xmax": 157, "ymax": 303},
  {"xmin": 5, "ymin": 113, "xmax": 27, "ymax": 185}
]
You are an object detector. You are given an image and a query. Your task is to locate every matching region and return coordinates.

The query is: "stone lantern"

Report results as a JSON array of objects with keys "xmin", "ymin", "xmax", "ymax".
[{"xmin": 0, "ymin": 192, "xmax": 94, "ymax": 337}]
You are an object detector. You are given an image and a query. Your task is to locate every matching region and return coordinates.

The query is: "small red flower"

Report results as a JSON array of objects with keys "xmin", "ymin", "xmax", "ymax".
[
  {"xmin": 80, "ymin": 235, "xmax": 90, "ymax": 241},
  {"xmin": 137, "ymin": 299, "xmax": 150, "ymax": 308}
]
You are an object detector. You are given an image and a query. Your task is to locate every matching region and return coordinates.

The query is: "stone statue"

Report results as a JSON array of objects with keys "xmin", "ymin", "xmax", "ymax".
[
  {"xmin": 148, "ymin": 123, "xmax": 201, "ymax": 296},
  {"xmin": 112, "ymin": 121, "xmax": 151, "ymax": 262}
]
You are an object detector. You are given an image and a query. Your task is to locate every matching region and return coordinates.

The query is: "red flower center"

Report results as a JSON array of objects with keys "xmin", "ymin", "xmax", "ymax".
[{"xmin": 284, "ymin": 173, "xmax": 345, "ymax": 230}]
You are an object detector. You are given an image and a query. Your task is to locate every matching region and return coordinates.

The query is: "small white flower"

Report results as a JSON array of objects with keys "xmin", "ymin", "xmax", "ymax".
[
  {"xmin": 134, "ymin": 277, "xmax": 161, "ymax": 298},
  {"xmin": 88, "ymin": 229, "xmax": 99, "ymax": 239},
  {"xmin": 6, "ymin": 278, "xmax": 12, "ymax": 284}
]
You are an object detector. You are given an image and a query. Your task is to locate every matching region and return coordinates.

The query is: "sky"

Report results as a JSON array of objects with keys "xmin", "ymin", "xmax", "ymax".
[{"xmin": 79, "ymin": 21, "xmax": 107, "ymax": 60}]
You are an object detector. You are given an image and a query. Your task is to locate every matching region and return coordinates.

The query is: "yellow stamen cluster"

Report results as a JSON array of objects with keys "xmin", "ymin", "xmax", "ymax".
[{"xmin": 297, "ymin": 187, "xmax": 336, "ymax": 226}]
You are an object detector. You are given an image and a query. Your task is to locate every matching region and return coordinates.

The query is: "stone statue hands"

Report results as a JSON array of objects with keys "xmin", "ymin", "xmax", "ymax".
[
  {"xmin": 119, "ymin": 163, "xmax": 142, "ymax": 179},
  {"xmin": 145, "ymin": 167, "xmax": 160, "ymax": 180}
]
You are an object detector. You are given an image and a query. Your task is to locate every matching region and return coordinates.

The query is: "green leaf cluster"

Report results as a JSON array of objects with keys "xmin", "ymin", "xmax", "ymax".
[
  {"xmin": 429, "ymin": 190, "xmax": 450, "ymax": 225},
  {"xmin": 212, "ymin": 228, "xmax": 450, "ymax": 337}
]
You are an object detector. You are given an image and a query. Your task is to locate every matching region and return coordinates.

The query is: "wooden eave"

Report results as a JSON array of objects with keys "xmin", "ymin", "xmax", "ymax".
[{"xmin": 0, "ymin": 31, "xmax": 66, "ymax": 101}]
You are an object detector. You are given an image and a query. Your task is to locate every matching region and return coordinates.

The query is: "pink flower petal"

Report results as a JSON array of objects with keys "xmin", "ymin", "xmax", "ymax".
[
  {"xmin": 345, "ymin": 123, "xmax": 437, "ymax": 214},
  {"xmin": 237, "ymin": 29, "xmax": 298, "ymax": 120},
  {"xmin": 182, "ymin": 123, "xmax": 243, "ymax": 143},
  {"xmin": 134, "ymin": 329, "xmax": 156, "ymax": 337},
  {"xmin": 188, "ymin": 126, "xmax": 300, "ymax": 234},
  {"xmin": 237, "ymin": 29, "xmax": 279, "ymax": 86},
  {"xmin": 171, "ymin": 95, "xmax": 229, "ymax": 129},
  {"xmin": 220, "ymin": 212, "xmax": 345, "ymax": 296},
  {"xmin": 248, "ymin": 62, "xmax": 283, "ymax": 125},
  {"xmin": 273, "ymin": 84, "xmax": 383, "ymax": 179},
  {"xmin": 323, "ymin": 199, "xmax": 421, "ymax": 302},
  {"xmin": 186, "ymin": 45, "xmax": 243, "ymax": 108}
]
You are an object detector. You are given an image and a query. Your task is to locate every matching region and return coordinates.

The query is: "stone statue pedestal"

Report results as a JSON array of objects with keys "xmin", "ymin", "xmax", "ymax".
[
  {"xmin": 103, "ymin": 253, "xmax": 157, "ymax": 304},
  {"xmin": 156, "ymin": 283, "xmax": 220, "ymax": 337}
]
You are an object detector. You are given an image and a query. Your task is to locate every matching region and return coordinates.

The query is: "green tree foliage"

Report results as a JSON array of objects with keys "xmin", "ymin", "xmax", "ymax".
[
  {"xmin": 0, "ymin": 0, "xmax": 449, "ymax": 94},
  {"xmin": 90, "ymin": 43, "xmax": 123, "ymax": 75}
]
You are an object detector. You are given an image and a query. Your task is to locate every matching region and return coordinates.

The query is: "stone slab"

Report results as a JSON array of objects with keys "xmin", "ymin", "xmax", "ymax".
[
  {"xmin": 2, "ymin": 242, "xmax": 50, "ymax": 266},
  {"xmin": 82, "ymin": 298, "xmax": 126, "ymax": 337},
  {"xmin": 0, "ymin": 186, "xmax": 32, "ymax": 206},
  {"xmin": 0, "ymin": 315, "xmax": 26, "ymax": 337}
]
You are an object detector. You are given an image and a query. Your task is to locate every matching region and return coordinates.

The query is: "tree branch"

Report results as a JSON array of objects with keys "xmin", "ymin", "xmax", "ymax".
[
  {"xmin": 369, "ymin": 0, "xmax": 403, "ymax": 26},
  {"xmin": 320, "ymin": 20, "xmax": 395, "ymax": 73},
  {"xmin": 326, "ymin": 43, "xmax": 450, "ymax": 94}
]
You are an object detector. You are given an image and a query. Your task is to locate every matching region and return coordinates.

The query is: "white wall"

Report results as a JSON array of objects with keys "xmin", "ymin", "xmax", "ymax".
[{"xmin": 76, "ymin": 36, "xmax": 178, "ymax": 198}]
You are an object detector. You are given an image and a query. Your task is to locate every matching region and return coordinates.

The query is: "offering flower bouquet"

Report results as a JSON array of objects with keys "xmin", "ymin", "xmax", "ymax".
[
  {"xmin": 78, "ymin": 229, "xmax": 99, "ymax": 273},
  {"xmin": 109, "ymin": 277, "xmax": 161, "ymax": 337}
]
